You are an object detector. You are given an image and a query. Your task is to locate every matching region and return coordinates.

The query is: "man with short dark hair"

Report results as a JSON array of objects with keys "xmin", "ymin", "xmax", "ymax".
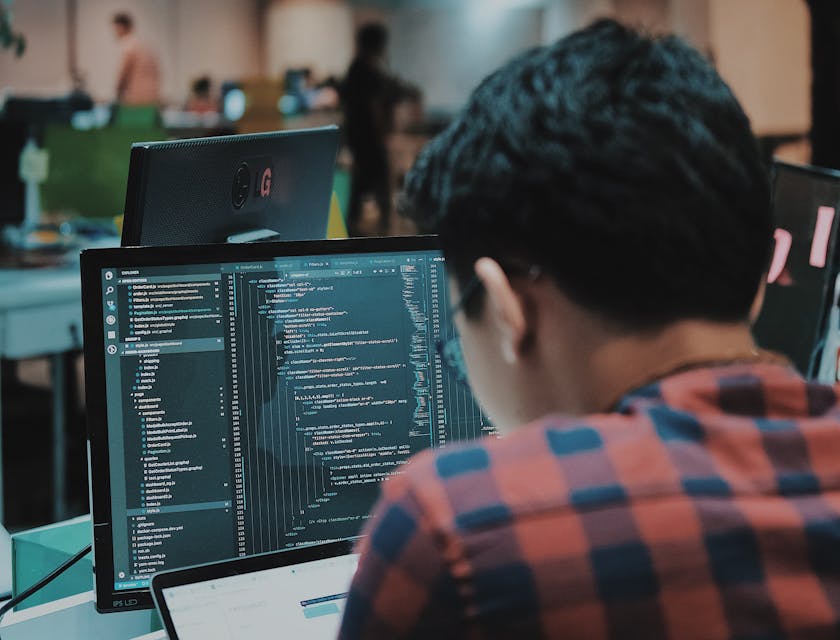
[
  {"xmin": 112, "ymin": 11, "xmax": 160, "ymax": 106},
  {"xmin": 338, "ymin": 19, "xmax": 840, "ymax": 639}
]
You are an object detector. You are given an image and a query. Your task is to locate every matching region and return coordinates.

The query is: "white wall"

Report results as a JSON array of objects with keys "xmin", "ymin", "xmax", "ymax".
[
  {"xmin": 0, "ymin": 0, "xmax": 261, "ymax": 105},
  {"xmin": 613, "ymin": 0, "xmax": 670, "ymax": 31},
  {"xmin": 670, "ymin": 0, "xmax": 710, "ymax": 53},
  {"xmin": 541, "ymin": 0, "xmax": 709, "ymax": 50},
  {"xmin": 0, "ymin": 0, "xmax": 70, "ymax": 96},
  {"xmin": 542, "ymin": 0, "xmax": 809, "ymax": 136},
  {"xmin": 174, "ymin": 0, "xmax": 262, "ymax": 99},
  {"xmin": 541, "ymin": 0, "xmax": 612, "ymax": 43},
  {"xmin": 264, "ymin": 0, "xmax": 354, "ymax": 79},
  {"xmin": 386, "ymin": 6, "xmax": 544, "ymax": 113},
  {"xmin": 709, "ymin": 0, "xmax": 810, "ymax": 135}
]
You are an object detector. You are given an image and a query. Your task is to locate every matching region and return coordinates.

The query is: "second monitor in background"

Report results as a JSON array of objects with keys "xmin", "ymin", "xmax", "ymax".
[
  {"xmin": 120, "ymin": 126, "xmax": 339, "ymax": 247},
  {"xmin": 753, "ymin": 161, "xmax": 840, "ymax": 374}
]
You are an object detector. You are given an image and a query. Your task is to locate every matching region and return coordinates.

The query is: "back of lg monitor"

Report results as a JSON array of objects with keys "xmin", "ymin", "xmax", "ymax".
[{"xmin": 120, "ymin": 126, "xmax": 339, "ymax": 247}]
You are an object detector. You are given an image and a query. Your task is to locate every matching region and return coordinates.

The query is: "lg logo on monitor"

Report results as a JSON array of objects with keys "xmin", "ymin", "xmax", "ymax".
[
  {"xmin": 231, "ymin": 158, "xmax": 274, "ymax": 212},
  {"xmin": 260, "ymin": 167, "xmax": 272, "ymax": 198}
]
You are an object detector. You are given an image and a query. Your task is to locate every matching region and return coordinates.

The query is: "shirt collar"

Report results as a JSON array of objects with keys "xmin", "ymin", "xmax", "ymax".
[{"xmin": 612, "ymin": 351, "xmax": 794, "ymax": 414}]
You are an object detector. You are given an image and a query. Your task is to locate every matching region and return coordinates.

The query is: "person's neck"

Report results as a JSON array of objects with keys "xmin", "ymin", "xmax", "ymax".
[
  {"xmin": 581, "ymin": 320, "xmax": 760, "ymax": 413},
  {"xmin": 539, "ymin": 318, "xmax": 761, "ymax": 416}
]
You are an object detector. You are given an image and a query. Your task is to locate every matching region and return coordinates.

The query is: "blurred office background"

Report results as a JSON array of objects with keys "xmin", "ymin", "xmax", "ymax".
[
  {"xmin": 0, "ymin": 0, "xmax": 815, "ymax": 235},
  {"xmin": 0, "ymin": 0, "xmax": 819, "ymax": 531},
  {"xmin": 0, "ymin": 0, "xmax": 812, "ymax": 128},
  {"xmin": 0, "ymin": 1, "xmax": 813, "ymax": 152}
]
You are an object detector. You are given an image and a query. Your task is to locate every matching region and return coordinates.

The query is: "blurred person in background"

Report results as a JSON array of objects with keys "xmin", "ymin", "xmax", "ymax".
[
  {"xmin": 112, "ymin": 12, "xmax": 161, "ymax": 106},
  {"xmin": 185, "ymin": 75, "xmax": 217, "ymax": 114},
  {"xmin": 341, "ymin": 22, "xmax": 415, "ymax": 236}
]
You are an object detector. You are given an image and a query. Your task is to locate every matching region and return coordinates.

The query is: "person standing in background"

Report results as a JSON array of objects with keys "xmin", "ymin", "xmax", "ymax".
[
  {"xmin": 341, "ymin": 23, "xmax": 399, "ymax": 237},
  {"xmin": 112, "ymin": 12, "xmax": 161, "ymax": 106}
]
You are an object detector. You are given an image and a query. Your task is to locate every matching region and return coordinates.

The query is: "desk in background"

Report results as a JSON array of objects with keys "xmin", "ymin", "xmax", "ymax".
[
  {"xmin": 0, "ymin": 591, "xmax": 160, "ymax": 640},
  {"xmin": 0, "ymin": 261, "xmax": 82, "ymax": 525},
  {"xmin": 1, "ymin": 516, "xmax": 161, "ymax": 639}
]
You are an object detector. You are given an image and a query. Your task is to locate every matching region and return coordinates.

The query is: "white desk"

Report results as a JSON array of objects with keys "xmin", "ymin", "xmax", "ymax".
[
  {"xmin": 0, "ymin": 515, "xmax": 165, "ymax": 640},
  {"xmin": 0, "ymin": 262, "xmax": 83, "ymax": 524},
  {"xmin": 0, "ymin": 524, "xmax": 10, "ymax": 597},
  {"xmin": 0, "ymin": 591, "xmax": 161, "ymax": 640}
]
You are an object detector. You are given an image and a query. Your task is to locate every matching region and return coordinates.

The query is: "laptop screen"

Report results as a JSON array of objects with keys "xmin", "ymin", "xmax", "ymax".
[
  {"xmin": 160, "ymin": 553, "xmax": 359, "ymax": 640},
  {"xmin": 84, "ymin": 237, "xmax": 492, "ymax": 611}
]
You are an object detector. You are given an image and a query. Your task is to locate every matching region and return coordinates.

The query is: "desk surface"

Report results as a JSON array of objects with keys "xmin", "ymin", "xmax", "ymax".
[
  {"xmin": 0, "ymin": 238, "xmax": 116, "ymax": 358},
  {"xmin": 0, "ymin": 267, "xmax": 80, "ymax": 309},
  {"xmin": 0, "ymin": 237, "xmax": 119, "ymax": 310},
  {"xmin": 0, "ymin": 262, "xmax": 82, "ymax": 359},
  {"xmin": 0, "ymin": 591, "xmax": 159, "ymax": 640}
]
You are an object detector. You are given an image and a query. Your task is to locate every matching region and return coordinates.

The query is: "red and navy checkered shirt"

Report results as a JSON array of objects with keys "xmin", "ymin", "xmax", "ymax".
[{"xmin": 337, "ymin": 362, "xmax": 840, "ymax": 639}]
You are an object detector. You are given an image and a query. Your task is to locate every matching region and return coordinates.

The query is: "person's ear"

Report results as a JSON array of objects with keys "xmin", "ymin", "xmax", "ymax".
[
  {"xmin": 749, "ymin": 277, "xmax": 767, "ymax": 325},
  {"xmin": 474, "ymin": 257, "xmax": 528, "ymax": 364}
]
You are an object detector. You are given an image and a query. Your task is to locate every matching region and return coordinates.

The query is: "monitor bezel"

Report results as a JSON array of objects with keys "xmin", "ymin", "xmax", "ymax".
[
  {"xmin": 82, "ymin": 235, "xmax": 442, "ymax": 613},
  {"xmin": 773, "ymin": 159, "xmax": 840, "ymax": 183},
  {"xmin": 151, "ymin": 539, "xmax": 356, "ymax": 640}
]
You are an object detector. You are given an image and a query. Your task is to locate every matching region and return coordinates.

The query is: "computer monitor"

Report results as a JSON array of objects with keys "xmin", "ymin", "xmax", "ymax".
[
  {"xmin": 753, "ymin": 160, "xmax": 840, "ymax": 374},
  {"xmin": 120, "ymin": 127, "xmax": 339, "ymax": 247},
  {"xmin": 82, "ymin": 235, "xmax": 492, "ymax": 612}
]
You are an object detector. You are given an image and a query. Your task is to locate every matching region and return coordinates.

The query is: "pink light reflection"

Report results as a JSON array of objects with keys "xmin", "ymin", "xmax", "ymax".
[
  {"xmin": 767, "ymin": 228, "xmax": 792, "ymax": 284},
  {"xmin": 809, "ymin": 206, "xmax": 836, "ymax": 268}
]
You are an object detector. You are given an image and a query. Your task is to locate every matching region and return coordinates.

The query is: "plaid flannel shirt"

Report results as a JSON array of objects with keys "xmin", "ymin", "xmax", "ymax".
[{"xmin": 338, "ymin": 362, "xmax": 840, "ymax": 639}]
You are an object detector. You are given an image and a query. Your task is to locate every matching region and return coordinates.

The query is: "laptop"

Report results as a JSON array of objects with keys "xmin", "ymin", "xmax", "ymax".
[{"xmin": 151, "ymin": 540, "xmax": 357, "ymax": 640}]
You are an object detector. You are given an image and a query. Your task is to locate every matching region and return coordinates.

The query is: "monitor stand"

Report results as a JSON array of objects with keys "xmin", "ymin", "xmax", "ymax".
[{"xmin": 225, "ymin": 228, "xmax": 284, "ymax": 244}]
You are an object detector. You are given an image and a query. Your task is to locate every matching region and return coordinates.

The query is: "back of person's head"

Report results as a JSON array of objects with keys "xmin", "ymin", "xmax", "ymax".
[
  {"xmin": 192, "ymin": 76, "xmax": 211, "ymax": 97},
  {"xmin": 404, "ymin": 19, "xmax": 772, "ymax": 330},
  {"xmin": 356, "ymin": 22, "xmax": 388, "ymax": 58},
  {"xmin": 112, "ymin": 12, "xmax": 133, "ymax": 31}
]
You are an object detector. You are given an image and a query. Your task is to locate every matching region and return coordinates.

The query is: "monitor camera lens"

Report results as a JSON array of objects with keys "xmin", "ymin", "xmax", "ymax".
[{"xmin": 232, "ymin": 163, "xmax": 250, "ymax": 209}]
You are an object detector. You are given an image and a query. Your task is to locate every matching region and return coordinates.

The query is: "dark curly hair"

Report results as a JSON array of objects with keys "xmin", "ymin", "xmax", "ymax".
[{"xmin": 403, "ymin": 19, "xmax": 772, "ymax": 329}]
